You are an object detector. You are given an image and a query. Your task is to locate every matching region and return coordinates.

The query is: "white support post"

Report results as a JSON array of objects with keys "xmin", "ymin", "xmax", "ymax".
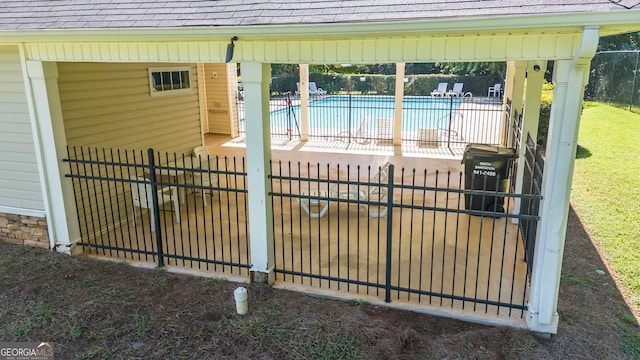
[
  {"xmin": 197, "ymin": 63, "xmax": 209, "ymax": 142},
  {"xmin": 299, "ymin": 64, "xmax": 309, "ymax": 141},
  {"xmin": 502, "ymin": 61, "xmax": 527, "ymax": 147},
  {"xmin": 393, "ymin": 63, "xmax": 405, "ymax": 146},
  {"xmin": 25, "ymin": 60, "xmax": 81, "ymax": 254},
  {"xmin": 526, "ymin": 26, "xmax": 599, "ymax": 334},
  {"xmin": 227, "ymin": 63, "xmax": 240, "ymax": 138},
  {"xmin": 512, "ymin": 61, "xmax": 547, "ymax": 215},
  {"xmin": 241, "ymin": 62, "xmax": 275, "ymax": 284}
]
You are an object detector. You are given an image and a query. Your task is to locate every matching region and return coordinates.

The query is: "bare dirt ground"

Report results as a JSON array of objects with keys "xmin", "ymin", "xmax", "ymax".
[{"xmin": 1, "ymin": 206, "xmax": 638, "ymax": 359}]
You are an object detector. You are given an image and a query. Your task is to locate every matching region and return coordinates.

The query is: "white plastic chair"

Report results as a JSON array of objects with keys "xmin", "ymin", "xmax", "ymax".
[
  {"xmin": 298, "ymin": 184, "xmax": 355, "ymax": 218},
  {"xmin": 309, "ymin": 82, "xmax": 327, "ymax": 95},
  {"xmin": 192, "ymin": 146, "xmax": 218, "ymax": 206},
  {"xmin": 130, "ymin": 176, "xmax": 180, "ymax": 231},
  {"xmin": 337, "ymin": 116, "xmax": 370, "ymax": 144},
  {"xmin": 350, "ymin": 162, "xmax": 391, "ymax": 217},
  {"xmin": 430, "ymin": 83, "xmax": 448, "ymax": 96},
  {"xmin": 488, "ymin": 83, "xmax": 502, "ymax": 97},
  {"xmin": 375, "ymin": 118, "xmax": 393, "ymax": 145},
  {"xmin": 447, "ymin": 83, "xmax": 464, "ymax": 97}
]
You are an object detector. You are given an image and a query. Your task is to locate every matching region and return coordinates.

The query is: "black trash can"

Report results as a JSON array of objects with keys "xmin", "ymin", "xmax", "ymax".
[{"xmin": 461, "ymin": 144, "xmax": 517, "ymax": 213}]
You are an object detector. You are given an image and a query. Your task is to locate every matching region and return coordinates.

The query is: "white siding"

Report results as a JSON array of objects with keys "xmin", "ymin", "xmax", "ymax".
[
  {"xmin": 0, "ymin": 46, "xmax": 44, "ymax": 211},
  {"xmin": 202, "ymin": 63, "xmax": 235, "ymax": 135},
  {"xmin": 57, "ymin": 62, "xmax": 203, "ymax": 240},
  {"xmin": 58, "ymin": 62, "xmax": 202, "ymax": 154}
]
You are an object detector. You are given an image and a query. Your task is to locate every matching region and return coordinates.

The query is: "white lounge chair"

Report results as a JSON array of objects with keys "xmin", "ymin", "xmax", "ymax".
[
  {"xmin": 350, "ymin": 162, "xmax": 391, "ymax": 217},
  {"xmin": 447, "ymin": 83, "xmax": 464, "ymax": 97},
  {"xmin": 488, "ymin": 83, "xmax": 502, "ymax": 97},
  {"xmin": 296, "ymin": 82, "xmax": 327, "ymax": 96},
  {"xmin": 192, "ymin": 146, "xmax": 218, "ymax": 206},
  {"xmin": 337, "ymin": 116, "xmax": 370, "ymax": 144},
  {"xmin": 430, "ymin": 83, "xmax": 448, "ymax": 97},
  {"xmin": 309, "ymin": 82, "xmax": 327, "ymax": 95},
  {"xmin": 417, "ymin": 128, "xmax": 440, "ymax": 148},
  {"xmin": 129, "ymin": 176, "xmax": 180, "ymax": 231},
  {"xmin": 375, "ymin": 118, "xmax": 393, "ymax": 145},
  {"xmin": 298, "ymin": 184, "xmax": 355, "ymax": 218},
  {"xmin": 298, "ymin": 162, "xmax": 391, "ymax": 218}
]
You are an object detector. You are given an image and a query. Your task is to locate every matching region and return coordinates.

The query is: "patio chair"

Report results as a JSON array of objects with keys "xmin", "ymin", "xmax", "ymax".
[
  {"xmin": 417, "ymin": 128, "xmax": 440, "ymax": 148},
  {"xmin": 375, "ymin": 118, "xmax": 393, "ymax": 145},
  {"xmin": 298, "ymin": 184, "xmax": 355, "ymax": 218},
  {"xmin": 430, "ymin": 83, "xmax": 448, "ymax": 97},
  {"xmin": 447, "ymin": 83, "xmax": 464, "ymax": 97},
  {"xmin": 192, "ymin": 146, "xmax": 218, "ymax": 206},
  {"xmin": 350, "ymin": 162, "xmax": 391, "ymax": 217},
  {"xmin": 488, "ymin": 83, "xmax": 502, "ymax": 97},
  {"xmin": 130, "ymin": 176, "xmax": 180, "ymax": 231},
  {"xmin": 309, "ymin": 82, "xmax": 327, "ymax": 96},
  {"xmin": 337, "ymin": 116, "xmax": 371, "ymax": 144}
]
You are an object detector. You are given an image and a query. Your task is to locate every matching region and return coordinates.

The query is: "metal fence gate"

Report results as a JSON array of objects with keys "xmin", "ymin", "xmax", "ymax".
[
  {"xmin": 64, "ymin": 147, "xmax": 251, "ymax": 275},
  {"xmin": 270, "ymin": 160, "xmax": 543, "ymax": 317}
]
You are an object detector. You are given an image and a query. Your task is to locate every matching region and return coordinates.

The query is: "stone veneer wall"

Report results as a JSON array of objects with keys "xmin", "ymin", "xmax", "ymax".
[{"xmin": 0, "ymin": 212, "xmax": 50, "ymax": 249}]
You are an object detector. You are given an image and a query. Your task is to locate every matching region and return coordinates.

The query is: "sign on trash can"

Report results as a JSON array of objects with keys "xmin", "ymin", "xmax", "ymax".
[{"xmin": 461, "ymin": 144, "xmax": 517, "ymax": 213}]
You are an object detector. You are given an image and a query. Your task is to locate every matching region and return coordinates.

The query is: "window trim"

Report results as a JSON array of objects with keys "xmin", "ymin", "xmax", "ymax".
[{"xmin": 148, "ymin": 67, "xmax": 194, "ymax": 97}]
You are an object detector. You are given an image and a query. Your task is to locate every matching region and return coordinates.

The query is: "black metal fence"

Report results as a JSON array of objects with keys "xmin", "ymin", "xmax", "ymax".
[
  {"xmin": 509, "ymin": 110, "xmax": 523, "ymax": 193},
  {"xmin": 519, "ymin": 134, "xmax": 545, "ymax": 277},
  {"xmin": 587, "ymin": 50, "xmax": 640, "ymax": 113},
  {"xmin": 270, "ymin": 160, "xmax": 543, "ymax": 316},
  {"xmin": 237, "ymin": 93, "xmax": 503, "ymax": 148},
  {"xmin": 237, "ymin": 93, "xmax": 303, "ymax": 140},
  {"xmin": 63, "ymin": 147, "xmax": 251, "ymax": 275},
  {"xmin": 63, "ymin": 145, "xmax": 544, "ymax": 317}
]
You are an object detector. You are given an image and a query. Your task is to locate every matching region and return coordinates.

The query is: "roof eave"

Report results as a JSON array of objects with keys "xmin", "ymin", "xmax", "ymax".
[{"xmin": 1, "ymin": 10, "xmax": 639, "ymax": 42}]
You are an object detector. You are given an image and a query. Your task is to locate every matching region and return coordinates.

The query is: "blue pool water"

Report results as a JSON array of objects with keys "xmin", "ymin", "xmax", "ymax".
[{"xmin": 242, "ymin": 95, "xmax": 463, "ymax": 133}]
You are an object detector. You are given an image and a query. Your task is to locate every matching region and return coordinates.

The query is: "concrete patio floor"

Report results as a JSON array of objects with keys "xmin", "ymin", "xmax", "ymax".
[
  {"xmin": 80, "ymin": 133, "xmax": 529, "ymax": 328},
  {"xmin": 206, "ymin": 134, "xmax": 529, "ymax": 326}
]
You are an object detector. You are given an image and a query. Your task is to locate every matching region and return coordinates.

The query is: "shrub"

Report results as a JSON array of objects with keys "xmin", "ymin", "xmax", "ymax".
[{"xmin": 537, "ymin": 82, "xmax": 554, "ymax": 147}]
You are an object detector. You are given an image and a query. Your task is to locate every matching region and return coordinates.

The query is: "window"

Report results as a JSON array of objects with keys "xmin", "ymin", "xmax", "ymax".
[{"xmin": 148, "ymin": 67, "xmax": 192, "ymax": 96}]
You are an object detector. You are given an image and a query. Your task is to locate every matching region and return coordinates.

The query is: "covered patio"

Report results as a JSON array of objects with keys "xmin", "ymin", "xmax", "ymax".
[
  {"xmin": 68, "ymin": 133, "xmax": 533, "ymax": 328},
  {"xmin": 6, "ymin": 0, "xmax": 640, "ymax": 335}
]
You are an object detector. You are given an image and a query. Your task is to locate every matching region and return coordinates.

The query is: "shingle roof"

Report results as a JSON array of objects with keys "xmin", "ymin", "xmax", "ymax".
[{"xmin": 0, "ymin": 0, "xmax": 637, "ymax": 31}]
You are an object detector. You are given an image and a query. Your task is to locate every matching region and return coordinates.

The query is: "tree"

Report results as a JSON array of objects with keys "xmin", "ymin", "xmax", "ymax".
[
  {"xmin": 435, "ymin": 61, "xmax": 506, "ymax": 78},
  {"xmin": 598, "ymin": 32, "xmax": 640, "ymax": 51}
]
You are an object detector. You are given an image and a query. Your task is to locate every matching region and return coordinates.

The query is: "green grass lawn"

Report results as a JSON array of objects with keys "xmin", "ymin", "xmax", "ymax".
[{"xmin": 573, "ymin": 102, "xmax": 640, "ymax": 308}]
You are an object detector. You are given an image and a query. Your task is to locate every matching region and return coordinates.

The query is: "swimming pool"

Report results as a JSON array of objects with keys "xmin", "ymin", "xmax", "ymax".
[{"xmin": 241, "ymin": 95, "xmax": 463, "ymax": 137}]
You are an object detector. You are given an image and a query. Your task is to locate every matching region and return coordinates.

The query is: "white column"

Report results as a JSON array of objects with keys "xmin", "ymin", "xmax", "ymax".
[
  {"xmin": 227, "ymin": 63, "xmax": 240, "ymax": 138},
  {"xmin": 393, "ymin": 63, "xmax": 405, "ymax": 146},
  {"xmin": 512, "ymin": 61, "xmax": 547, "ymax": 215},
  {"xmin": 527, "ymin": 26, "xmax": 599, "ymax": 334},
  {"xmin": 241, "ymin": 62, "xmax": 275, "ymax": 284},
  {"xmin": 197, "ymin": 63, "xmax": 209, "ymax": 142},
  {"xmin": 502, "ymin": 61, "xmax": 526, "ymax": 146},
  {"xmin": 299, "ymin": 64, "xmax": 309, "ymax": 141},
  {"xmin": 25, "ymin": 61, "xmax": 81, "ymax": 254}
]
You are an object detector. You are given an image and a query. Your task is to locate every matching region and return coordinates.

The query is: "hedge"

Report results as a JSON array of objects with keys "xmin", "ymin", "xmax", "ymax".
[{"xmin": 269, "ymin": 73, "xmax": 502, "ymax": 97}]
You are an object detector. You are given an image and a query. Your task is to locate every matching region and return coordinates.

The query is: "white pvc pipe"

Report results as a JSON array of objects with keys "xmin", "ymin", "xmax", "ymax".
[{"xmin": 234, "ymin": 287, "xmax": 248, "ymax": 315}]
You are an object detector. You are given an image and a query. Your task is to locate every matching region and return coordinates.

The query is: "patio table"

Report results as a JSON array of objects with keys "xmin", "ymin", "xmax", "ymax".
[{"xmin": 153, "ymin": 157, "xmax": 201, "ymax": 204}]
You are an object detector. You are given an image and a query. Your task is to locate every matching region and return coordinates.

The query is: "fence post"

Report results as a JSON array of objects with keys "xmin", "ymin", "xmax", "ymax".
[
  {"xmin": 447, "ymin": 96, "xmax": 454, "ymax": 149},
  {"xmin": 384, "ymin": 164, "xmax": 395, "ymax": 303},
  {"xmin": 630, "ymin": 52, "xmax": 639, "ymax": 113},
  {"xmin": 147, "ymin": 148, "xmax": 164, "ymax": 267},
  {"xmin": 348, "ymin": 93, "xmax": 353, "ymax": 143}
]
